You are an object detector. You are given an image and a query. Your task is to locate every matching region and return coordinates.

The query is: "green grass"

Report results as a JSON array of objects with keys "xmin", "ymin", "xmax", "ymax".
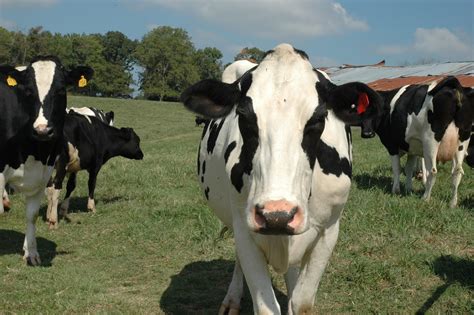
[{"xmin": 0, "ymin": 96, "xmax": 472, "ymax": 314}]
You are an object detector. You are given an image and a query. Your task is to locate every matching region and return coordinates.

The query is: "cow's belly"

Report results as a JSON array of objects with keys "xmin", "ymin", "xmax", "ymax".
[{"xmin": 4, "ymin": 156, "xmax": 53, "ymax": 196}]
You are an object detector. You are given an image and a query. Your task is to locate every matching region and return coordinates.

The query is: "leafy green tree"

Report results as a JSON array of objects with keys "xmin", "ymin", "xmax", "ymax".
[
  {"xmin": 0, "ymin": 27, "xmax": 13, "ymax": 64},
  {"xmin": 135, "ymin": 26, "xmax": 199, "ymax": 101},
  {"xmin": 234, "ymin": 47, "xmax": 265, "ymax": 63},
  {"xmin": 194, "ymin": 47, "xmax": 223, "ymax": 80}
]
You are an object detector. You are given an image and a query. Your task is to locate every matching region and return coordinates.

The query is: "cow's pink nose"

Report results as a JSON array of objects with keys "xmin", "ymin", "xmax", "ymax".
[
  {"xmin": 34, "ymin": 124, "xmax": 53, "ymax": 137},
  {"xmin": 254, "ymin": 200, "xmax": 302, "ymax": 234}
]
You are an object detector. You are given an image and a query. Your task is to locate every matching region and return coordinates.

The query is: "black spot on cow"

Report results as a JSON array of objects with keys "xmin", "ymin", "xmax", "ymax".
[
  {"xmin": 301, "ymin": 104, "xmax": 327, "ymax": 169},
  {"xmin": 204, "ymin": 187, "xmax": 210, "ymax": 200},
  {"xmin": 224, "ymin": 141, "xmax": 237, "ymax": 164},
  {"xmin": 231, "ymin": 97, "xmax": 259, "ymax": 193},
  {"xmin": 200, "ymin": 119, "xmax": 210, "ymax": 140},
  {"xmin": 262, "ymin": 49, "xmax": 275, "ymax": 60},
  {"xmin": 240, "ymin": 72, "xmax": 253, "ymax": 95},
  {"xmin": 202, "ymin": 160, "xmax": 206, "ymax": 175},
  {"xmin": 315, "ymin": 141, "xmax": 352, "ymax": 178},
  {"xmin": 459, "ymin": 145, "xmax": 463, "ymax": 151},
  {"xmin": 345, "ymin": 125, "xmax": 352, "ymax": 157},
  {"xmin": 201, "ymin": 176, "xmax": 204, "ymax": 183},
  {"xmin": 207, "ymin": 118, "xmax": 226, "ymax": 154},
  {"xmin": 293, "ymin": 48, "xmax": 309, "ymax": 60}
]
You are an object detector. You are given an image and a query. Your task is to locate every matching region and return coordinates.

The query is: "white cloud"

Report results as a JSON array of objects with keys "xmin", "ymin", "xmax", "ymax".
[
  {"xmin": 376, "ymin": 27, "xmax": 473, "ymax": 61},
  {"xmin": 133, "ymin": 0, "xmax": 369, "ymax": 38},
  {"xmin": 0, "ymin": 0, "xmax": 58, "ymax": 7},
  {"xmin": 414, "ymin": 27, "xmax": 472, "ymax": 57}
]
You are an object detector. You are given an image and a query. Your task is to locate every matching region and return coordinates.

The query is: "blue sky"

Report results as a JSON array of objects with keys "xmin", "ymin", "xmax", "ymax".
[{"xmin": 0, "ymin": 0, "xmax": 472, "ymax": 66}]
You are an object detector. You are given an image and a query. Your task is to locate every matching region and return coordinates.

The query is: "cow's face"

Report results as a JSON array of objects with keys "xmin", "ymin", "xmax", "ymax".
[
  {"xmin": 120, "ymin": 128, "xmax": 144, "ymax": 160},
  {"xmin": 18, "ymin": 57, "xmax": 93, "ymax": 141},
  {"xmin": 182, "ymin": 44, "xmax": 381, "ymax": 235}
]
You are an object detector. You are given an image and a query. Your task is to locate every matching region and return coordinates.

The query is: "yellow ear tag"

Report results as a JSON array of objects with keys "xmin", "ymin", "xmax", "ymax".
[
  {"xmin": 78, "ymin": 75, "xmax": 87, "ymax": 88},
  {"xmin": 7, "ymin": 75, "xmax": 17, "ymax": 87}
]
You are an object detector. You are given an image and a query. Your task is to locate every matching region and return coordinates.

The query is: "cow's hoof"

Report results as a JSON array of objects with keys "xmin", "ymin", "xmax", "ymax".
[
  {"xmin": 218, "ymin": 305, "xmax": 239, "ymax": 315},
  {"xmin": 422, "ymin": 194, "xmax": 431, "ymax": 202},
  {"xmin": 48, "ymin": 221, "xmax": 58, "ymax": 230},
  {"xmin": 23, "ymin": 252, "xmax": 41, "ymax": 266},
  {"xmin": 449, "ymin": 200, "xmax": 457, "ymax": 208}
]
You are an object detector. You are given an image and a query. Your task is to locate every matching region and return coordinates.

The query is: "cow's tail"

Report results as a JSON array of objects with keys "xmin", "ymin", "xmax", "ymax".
[{"xmin": 437, "ymin": 122, "xmax": 458, "ymax": 163}]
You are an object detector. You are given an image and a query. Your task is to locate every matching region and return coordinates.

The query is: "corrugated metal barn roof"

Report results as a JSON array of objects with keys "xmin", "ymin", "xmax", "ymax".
[{"xmin": 320, "ymin": 61, "xmax": 474, "ymax": 90}]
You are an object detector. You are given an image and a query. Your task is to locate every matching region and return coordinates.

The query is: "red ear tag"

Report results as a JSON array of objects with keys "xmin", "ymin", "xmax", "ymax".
[{"xmin": 357, "ymin": 93, "xmax": 369, "ymax": 115}]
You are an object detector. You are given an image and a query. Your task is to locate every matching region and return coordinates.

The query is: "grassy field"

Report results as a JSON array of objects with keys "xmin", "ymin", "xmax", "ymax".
[{"xmin": 0, "ymin": 96, "xmax": 472, "ymax": 314}]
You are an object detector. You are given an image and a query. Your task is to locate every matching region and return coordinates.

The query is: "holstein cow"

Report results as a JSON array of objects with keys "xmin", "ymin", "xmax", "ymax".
[
  {"xmin": 360, "ymin": 77, "xmax": 473, "ymax": 207},
  {"xmin": 45, "ymin": 113, "xmax": 143, "ymax": 228},
  {"xmin": 0, "ymin": 56, "xmax": 93, "ymax": 265},
  {"xmin": 181, "ymin": 44, "xmax": 382, "ymax": 314},
  {"xmin": 0, "ymin": 106, "xmax": 113, "ymax": 213}
]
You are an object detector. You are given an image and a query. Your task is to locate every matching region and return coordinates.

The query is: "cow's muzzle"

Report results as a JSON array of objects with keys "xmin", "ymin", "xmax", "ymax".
[
  {"xmin": 253, "ymin": 200, "xmax": 302, "ymax": 235},
  {"xmin": 33, "ymin": 124, "xmax": 54, "ymax": 140}
]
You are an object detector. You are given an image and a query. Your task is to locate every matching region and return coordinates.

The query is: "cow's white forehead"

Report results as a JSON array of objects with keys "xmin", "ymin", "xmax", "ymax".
[
  {"xmin": 32, "ymin": 61, "xmax": 57, "ymax": 104},
  {"xmin": 248, "ymin": 44, "xmax": 318, "ymax": 122}
]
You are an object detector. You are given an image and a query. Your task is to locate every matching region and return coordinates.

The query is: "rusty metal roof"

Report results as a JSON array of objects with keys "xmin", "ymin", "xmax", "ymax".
[{"xmin": 320, "ymin": 61, "xmax": 474, "ymax": 90}]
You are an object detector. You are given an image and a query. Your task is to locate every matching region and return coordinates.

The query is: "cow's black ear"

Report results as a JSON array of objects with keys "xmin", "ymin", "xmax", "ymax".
[
  {"xmin": 180, "ymin": 79, "xmax": 241, "ymax": 119},
  {"xmin": 0, "ymin": 65, "xmax": 24, "ymax": 87},
  {"xmin": 321, "ymin": 81, "xmax": 383, "ymax": 125},
  {"xmin": 67, "ymin": 66, "xmax": 94, "ymax": 88}
]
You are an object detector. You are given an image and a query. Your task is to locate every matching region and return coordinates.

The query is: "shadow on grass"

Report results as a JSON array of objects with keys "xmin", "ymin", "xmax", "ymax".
[
  {"xmin": 459, "ymin": 196, "xmax": 474, "ymax": 212},
  {"xmin": 0, "ymin": 229, "xmax": 61, "ymax": 267},
  {"xmin": 161, "ymin": 259, "xmax": 287, "ymax": 314},
  {"xmin": 353, "ymin": 173, "xmax": 393, "ymax": 193},
  {"xmin": 416, "ymin": 255, "xmax": 474, "ymax": 314}
]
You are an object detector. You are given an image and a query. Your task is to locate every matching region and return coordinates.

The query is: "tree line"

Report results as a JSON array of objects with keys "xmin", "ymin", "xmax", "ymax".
[{"xmin": 0, "ymin": 26, "xmax": 265, "ymax": 101}]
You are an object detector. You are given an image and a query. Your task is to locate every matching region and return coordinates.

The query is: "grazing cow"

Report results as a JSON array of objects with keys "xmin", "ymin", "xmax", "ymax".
[
  {"xmin": 360, "ymin": 77, "xmax": 474, "ymax": 207},
  {"xmin": 45, "ymin": 113, "xmax": 144, "ymax": 228},
  {"xmin": 181, "ymin": 44, "xmax": 382, "ymax": 314},
  {"xmin": 0, "ymin": 56, "xmax": 93, "ymax": 264},
  {"xmin": 67, "ymin": 106, "xmax": 114, "ymax": 126}
]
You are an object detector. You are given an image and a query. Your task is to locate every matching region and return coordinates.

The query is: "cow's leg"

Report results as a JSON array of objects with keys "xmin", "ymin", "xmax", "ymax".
[
  {"xmin": 449, "ymin": 141, "xmax": 468, "ymax": 208},
  {"xmin": 46, "ymin": 162, "xmax": 69, "ymax": 229},
  {"xmin": 422, "ymin": 144, "xmax": 438, "ymax": 201},
  {"xmin": 60, "ymin": 172, "xmax": 77, "ymax": 217},
  {"xmin": 219, "ymin": 255, "xmax": 244, "ymax": 315},
  {"xmin": 23, "ymin": 190, "xmax": 43, "ymax": 265},
  {"xmin": 288, "ymin": 220, "xmax": 340, "ymax": 315},
  {"xmin": 421, "ymin": 158, "xmax": 427, "ymax": 186},
  {"xmin": 233, "ymin": 223, "xmax": 280, "ymax": 314},
  {"xmin": 87, "ymin": 169, "xmax": 99, "ymax": 213},
  {"xmin": 284, "ymin": 265, "xmax": 300, "ymax": 304},
  {"xmin": 390, "ymin": 155, "xmax": 401, "ymax": 194},
  {"xmin": 405, "ymin": 154, "xmax": 417, "ymax": 193}
]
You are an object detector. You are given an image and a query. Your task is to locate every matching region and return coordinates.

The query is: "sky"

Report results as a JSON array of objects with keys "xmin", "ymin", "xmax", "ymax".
[{"xmin": 0, "ymin": 0, "xmax": 472, "ymax": 67}]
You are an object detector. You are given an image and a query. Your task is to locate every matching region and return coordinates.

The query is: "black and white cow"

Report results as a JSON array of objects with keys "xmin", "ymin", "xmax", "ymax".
[
  {"xmin": 45, "ymin": 113, "xmax": 144, "ymax": 228},
  {"xmin": 181, "ymin": 44, "xmax": 382, "ymax": 314},
  {"xmin": 360, "ymin": 77, "xmax": 474, "ymax": 207},
  {"xmin": 67, "ymin": 106, "xmax": 115, "ymax": 126},
  {"xmin": 0, "ymin": 56, "xmax": 93, "ymax": 264},
  {"xmin": 0, "ymin": 106, "xmax": 113, "ymax": 213}
]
